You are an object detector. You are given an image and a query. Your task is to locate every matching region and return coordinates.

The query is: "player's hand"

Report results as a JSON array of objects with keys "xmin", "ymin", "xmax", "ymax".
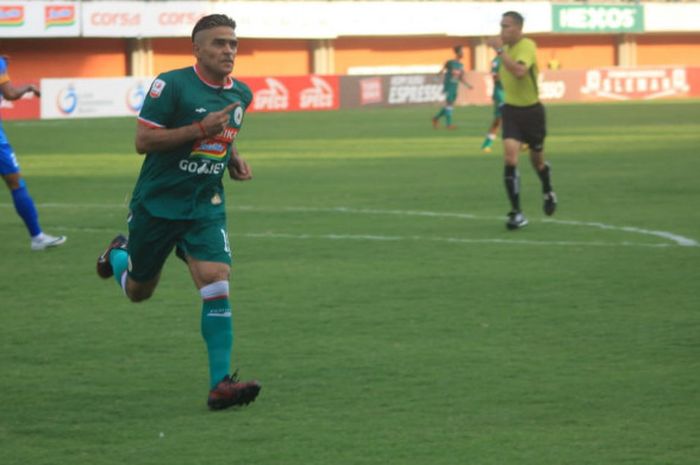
[
  {"xmin": 200, "ymin": 102, "xmax": 239, "ymax": 137},
  {"xmin": 228, "ymin": 155, "xmax": 252, "ymax": 181}
]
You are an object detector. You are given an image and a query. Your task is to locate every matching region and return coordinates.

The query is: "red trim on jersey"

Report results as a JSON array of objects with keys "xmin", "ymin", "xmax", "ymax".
[
  {"xmin": 137, "ymin": 116, "xmax": 165, "ymax": 128},
  {"xmin": 193, "ymin": 65, "xmax": 233, "ymax": 90}
]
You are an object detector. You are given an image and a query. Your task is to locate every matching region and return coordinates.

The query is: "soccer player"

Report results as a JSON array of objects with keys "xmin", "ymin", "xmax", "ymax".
[
  {"xmin": 0, "ymin": 56, "xmax": 67, "ymax": 250},
  {"xmin": 480, "ymin": 54, "xmax": 505, "ymax": 153},
  {"xmin": 432, "ymin": 45, "xmax": 473, "ymax": 130},
  {"xmin": 489, "ymin": 11, "xmax": 557, "ymax": 230},
  {"xmin": 95, "ymin": 14, "xmax": 261, "ymax": 410}
]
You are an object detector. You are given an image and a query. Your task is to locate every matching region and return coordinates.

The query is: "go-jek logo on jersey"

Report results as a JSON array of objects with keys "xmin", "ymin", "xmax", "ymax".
[
  {"xmin": 125, "ymin": 82, "xmax": 146, "ymax": 113},
  {"xmin": 183, "ymin": 124, "xmax": 239, "ymax": 175},
  {"xmin": 56, "ymin": 85, "xmax": 78, "ymax": 115},
  {"xmin": 45, "ymin": 5, "xmax": 75, "ymax": 28},
  {"xmin": 254, "ymin": 78, "xmax": 289, "ymax": 111},
  {"xmin": 0, "ymin": 6, "xmax": 24, "ymax": 27},
  {"xmin": 299, "ymin": 76, "xmax": 334, "ymax": 109}
]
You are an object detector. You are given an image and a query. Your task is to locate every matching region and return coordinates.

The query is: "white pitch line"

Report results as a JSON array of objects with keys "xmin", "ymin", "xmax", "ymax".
[{"xmin": 1, "ymin": 202, "xmax": 697, "ymax": 248}]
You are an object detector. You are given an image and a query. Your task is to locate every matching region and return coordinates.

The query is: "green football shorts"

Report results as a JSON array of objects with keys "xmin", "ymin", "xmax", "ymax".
[{"xmin": 126, "ymin": 203, "xmax": 232, "ymax": 282}]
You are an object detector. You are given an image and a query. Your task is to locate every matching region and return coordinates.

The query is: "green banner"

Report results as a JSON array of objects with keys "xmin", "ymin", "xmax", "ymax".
[{"xmin": 552, "ymin": 5, "xmax": 644, "ymax": 33}]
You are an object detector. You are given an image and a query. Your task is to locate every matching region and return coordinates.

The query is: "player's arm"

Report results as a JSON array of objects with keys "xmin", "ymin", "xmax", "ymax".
[
  {"xmin": 135, "ymin": 102, "xmax": 240, "ymax": 154},
  {"xmin": 228, "ymin": 141, "xmax": 252, "ymax": 181},
  {"xmin": 0, "ymin": 80, "xmax": 40, "ymax": 100}
]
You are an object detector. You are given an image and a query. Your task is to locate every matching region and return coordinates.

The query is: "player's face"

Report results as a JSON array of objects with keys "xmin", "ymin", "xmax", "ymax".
[
  {"xmin": 500, "ymin": 16, "xmax": 522, "ymax": 46},
  {"xmin": 194, "ymin": 26, "xmax": 238, "ymax": 80}
]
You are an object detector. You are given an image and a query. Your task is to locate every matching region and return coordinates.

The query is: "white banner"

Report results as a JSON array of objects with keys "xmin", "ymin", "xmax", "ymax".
[
  {"xmin": 644, "ymin": 3, "xmax": 700, "ymax": 32},
  {"xmin": 79, "ymin": 1, "xmax": 554, "ymax": 39},
  {"xmin": 0, "ymin": 1, "xmax": 80, "ymax": 37},
  {"xmin": 40, "ymin": 77, "xmax": 154, "ymax": 119}
]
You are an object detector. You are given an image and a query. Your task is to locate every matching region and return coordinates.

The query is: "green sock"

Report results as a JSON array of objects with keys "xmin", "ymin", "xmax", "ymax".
[
  {"xmin": 200, "ymin": 281, "xmax": 233, "ymax": 389},
  {"xmin": 445, "ymin": 107, "xmax": 453, "ymax": 126},
  {"xmin": 434, "ymin": 108, "xmax": 445, "ymax": 120},
  {"xmin": 109, "ymin": 249, "xmax": 128, "ymax": 287}
]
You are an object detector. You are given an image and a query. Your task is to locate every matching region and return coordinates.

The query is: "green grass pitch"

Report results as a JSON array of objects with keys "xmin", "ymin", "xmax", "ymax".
[{"xmin": 1, "ymin": 101, "xmax": 699, "ymax": 465}]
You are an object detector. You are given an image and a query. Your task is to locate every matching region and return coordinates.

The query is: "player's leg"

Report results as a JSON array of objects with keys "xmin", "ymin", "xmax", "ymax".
[
  {"xmin": 96, "ymin": 205, "xmax": 175, "ymax": 302},
  {"xmin": 444, "ymin": 92, "xmax": 457, "ymax": 129},
  {"xmin": 1, "ymin": 144, "xmax": 66, "ymax": 250},
  {"xmin": 481, "ymin": 116, "xmax": 501, "ymax": 152},
  {"xmin": 432, "ymin": 97, "xmax": 448, "ymax": 128},
  {"xmin": 182, "ymin": 218, "xmax": 260, "ymax": 410}
]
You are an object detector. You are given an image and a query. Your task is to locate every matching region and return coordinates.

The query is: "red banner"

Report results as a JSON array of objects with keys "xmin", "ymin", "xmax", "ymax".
[
  {"xmin": 1, "ymin": 80, "xmax": 40, "ymax": 120},
  {"xmin": 244, "ymin": 75, "xmax": 339, "ymax": 113}
]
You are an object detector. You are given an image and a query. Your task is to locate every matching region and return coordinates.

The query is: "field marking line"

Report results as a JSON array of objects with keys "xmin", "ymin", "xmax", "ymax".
[{"xmin": 1, "ymin": 203, "xmax": 697, "ymax": 248}]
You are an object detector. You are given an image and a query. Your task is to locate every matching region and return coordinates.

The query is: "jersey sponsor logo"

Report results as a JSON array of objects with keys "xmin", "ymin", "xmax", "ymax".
[
  {"xmin": 45, "ymin": 5, "xmax": 76, "ymax": 28},
  {"xmin": 149, "ymin": 79, "xmax": 166, "ymax": 98},
  {"xmin": 195, "ymin": 107, "xmax": 207, "ymax": 113},
  {"xmin": 0, "ymin": 6, "xmax": 24, "ymax": 27},
  {"xmin": 178, "ymin": 159, "xmax": 226, "ymax": 176},
  {"xmin": 254, "ymin": 78, "xmax": 289, "ymax": 111},
  {"xmin": 190, "ymin": 125, "xmax": 238, "ymax": 161}
]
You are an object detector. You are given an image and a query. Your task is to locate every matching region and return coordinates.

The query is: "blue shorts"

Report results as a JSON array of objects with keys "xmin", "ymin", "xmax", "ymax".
[{"xmin": 0, "ymin": 142, "xmax": 20, "ymax": 175}]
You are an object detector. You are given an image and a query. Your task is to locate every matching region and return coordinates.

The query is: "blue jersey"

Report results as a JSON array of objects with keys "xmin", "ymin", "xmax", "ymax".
[{"xmin": 0, "ymin": 57, "xmax": 10, "ymax": 145}]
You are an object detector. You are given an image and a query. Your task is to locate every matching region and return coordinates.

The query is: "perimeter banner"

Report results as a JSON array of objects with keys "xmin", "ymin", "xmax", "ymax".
[{"xmin": 0, "ymin": 81, "xmax": 40, "ymax": 120}]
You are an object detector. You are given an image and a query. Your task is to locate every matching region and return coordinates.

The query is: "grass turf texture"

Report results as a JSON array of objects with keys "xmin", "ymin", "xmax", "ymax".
[{"xmin": 1, "ymin": 101, "xmax": 699, "ymax": 465}]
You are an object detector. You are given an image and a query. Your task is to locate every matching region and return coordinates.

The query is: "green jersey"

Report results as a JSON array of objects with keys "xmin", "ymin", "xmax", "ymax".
[
  {"xmin": 443, "ymin": 59, "xmax": 464, "ymax": 91},
  {"xmin": 490, "ymin": 56, "xmax": 505, "ymax": 104},
  {"xmin": 499, "ymin": 37, "xmax": 539, "ymax": 107},
  {"xmin": 133, "ymin": 66, "xmax": 252, "ymax": 220}
]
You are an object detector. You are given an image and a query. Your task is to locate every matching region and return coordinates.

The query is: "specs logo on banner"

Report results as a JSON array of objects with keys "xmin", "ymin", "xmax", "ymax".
[
  {"xmin": 300, "ymin": 77, "xmax": 334, "ymax": 110},
  {"xmin": 254, "ymin": 78, "xmax": 289, "ymax": 111},
  {"xmin": 0, "ymin": 6, "xmax": 24, "ymax": 27},
  {"xmin": 45, "ymin": 5, "xmax": 75, "ymax": 28}
]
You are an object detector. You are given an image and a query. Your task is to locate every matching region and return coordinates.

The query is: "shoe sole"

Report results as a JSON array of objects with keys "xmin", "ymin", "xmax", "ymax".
[{"xmin": 208, "ymin": 382, "xmax": 261, "ymax": 411}]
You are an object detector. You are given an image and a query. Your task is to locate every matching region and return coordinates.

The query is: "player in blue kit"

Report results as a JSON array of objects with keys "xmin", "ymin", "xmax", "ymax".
[{"xmin": 0, "ymin": 56, "xmax": 66, "ymax": 250}]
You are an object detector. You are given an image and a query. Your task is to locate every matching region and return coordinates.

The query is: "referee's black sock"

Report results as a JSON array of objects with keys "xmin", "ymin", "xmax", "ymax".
[
  {"xmin": 537, "ymin": 162, "xmax": 553, "ymax": 193},
  {"xmin": 504, "ymin": 165, "xmax": 520, "ymax": 212}
]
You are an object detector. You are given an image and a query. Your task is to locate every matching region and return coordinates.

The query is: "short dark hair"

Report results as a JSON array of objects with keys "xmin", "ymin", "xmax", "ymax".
[
  {"xmin": 453, "ymin": 45, "xmax": 463, "ymax": 55},
  {"xmin": 191, "ymin": 14, "xmax": 237, "ymax": 42},
  {"xmin": 503, "ymin": 11, "xmax": 524, "ymax": 27}
]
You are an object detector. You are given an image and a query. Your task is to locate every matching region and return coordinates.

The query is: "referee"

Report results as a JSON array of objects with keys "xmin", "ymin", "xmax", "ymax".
[{"xmin": 489, "ymin": 11, "xmax": 557, "ymax": 230}]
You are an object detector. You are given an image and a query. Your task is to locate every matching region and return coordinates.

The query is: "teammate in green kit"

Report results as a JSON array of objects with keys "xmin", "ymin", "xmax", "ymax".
[
  {"xmin": 432, "ymin": 45, "xmax": 473, "ymax": 130},
  {"xmin": 480, "ymin": 55, "xmax": 505, "ymax": 153},
  {"xmin": 96, "ymin": 14, "xmax": 261, "ymax": 410}
]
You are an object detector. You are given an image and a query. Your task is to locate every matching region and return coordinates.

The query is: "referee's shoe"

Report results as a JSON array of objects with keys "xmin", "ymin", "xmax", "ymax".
[
  {"xmin": 543, "ymin": 192, "xmax": 557, "ymax": 216},
  {"xmin": 506, "ymin": 211, "xmax": 528, "ymax": 230}
]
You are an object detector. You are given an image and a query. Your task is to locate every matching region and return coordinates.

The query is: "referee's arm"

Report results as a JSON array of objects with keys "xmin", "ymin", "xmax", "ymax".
[{"xmin": 499, "ymin": 51, "xmax": 528, "ymax": 79}]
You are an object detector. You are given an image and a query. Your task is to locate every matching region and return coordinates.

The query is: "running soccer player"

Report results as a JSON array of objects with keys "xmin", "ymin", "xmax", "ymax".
[
  {"xmin": 95, "ymin": 14, "xmax": 260, "ymax": 410},
  {"xmin": 432, "ymin": 45, "xmax": 473, "ymax": 130},
  {"xmin": 489, "ymin": 11, "xmax": 557, "ymax": 230},
  {"xmin": 0, "ymin": 56, "xmax": 67, "ymax": 250},
  {"xmin": 480, "ymin": 54, "xmax": 505, "ymax": 153}
]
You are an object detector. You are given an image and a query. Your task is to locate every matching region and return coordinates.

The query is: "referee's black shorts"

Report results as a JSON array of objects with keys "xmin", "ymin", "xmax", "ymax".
[{"xmin": 502, "ymin": 102, "xmax": 546, "ymax": 151}]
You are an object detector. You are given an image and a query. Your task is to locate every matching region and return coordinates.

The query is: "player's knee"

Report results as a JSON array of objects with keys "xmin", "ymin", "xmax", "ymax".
[{"xmin": 125, "ymin": 281, "xmax": 157, "ymax": 303}]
